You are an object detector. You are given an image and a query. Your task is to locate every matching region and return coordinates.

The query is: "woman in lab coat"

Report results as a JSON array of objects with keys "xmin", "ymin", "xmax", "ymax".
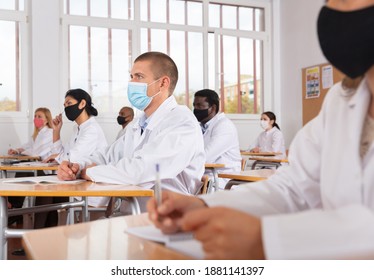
[
  {"xmin": 36, "ymin": 88, "xmax": 108, "ymax": 228},
  {"xmin": 8, "ymin": 107, "xmax": 53, "ymax": 161},
  {"xmin": 45, "ymin": 88, "xmax": 108, "ymax": 163},
  {"xmin": 247, "ymin": 111, "xmax": 286, "ymax": 156},
  {"xmin": 7, "ymin": 107, "xmax": 54, "ymax": 212},
  {"xmin": 147, "ymin": 0, "xmax": 374, "ymax": 259}
]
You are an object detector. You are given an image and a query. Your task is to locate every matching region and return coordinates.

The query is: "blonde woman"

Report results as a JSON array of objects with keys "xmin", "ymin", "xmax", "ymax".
[
  {"xmin": 8, "ymin": 107, "xmax": 54, "ymax": 161},
  {"xmin": 8, "ymin": 108, "xmax": 54, "ymax": 226}
]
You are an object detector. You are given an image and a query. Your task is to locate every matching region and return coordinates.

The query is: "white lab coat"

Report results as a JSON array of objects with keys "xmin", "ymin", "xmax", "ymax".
[
  {"xmin": 248, "ymin": 126, "xmax": 286, "ymax": 156},
  {"xmin": 80, "ymin": 96, "xmax": 205, "ymax": 198},
  {"xmin": 53, "ymin": 117, "xmax": 108, "ymax": 163},
  {"xmin": 21, "ymin": 126, "xmax": 53, "ymax": 160},
  {"xmin": 203, "ymin": 79, "xmax": 374, "ymax": 259},
  {"xmin": 116, "ymin": 126, "xmax": 128, "ymax": 141},
  {"xmin": 202, "ymin": 113, "xmax": 241, "ymax": 189}
]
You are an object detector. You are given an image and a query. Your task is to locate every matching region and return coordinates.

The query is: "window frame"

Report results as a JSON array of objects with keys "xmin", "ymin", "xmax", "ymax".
[
  {"xmin": 0, "ymin": 4, "xmax": 30, "ymax": 120},
  {"xmin": 60, "ymin": 0, "xmax": 272, "ymax": 120}
]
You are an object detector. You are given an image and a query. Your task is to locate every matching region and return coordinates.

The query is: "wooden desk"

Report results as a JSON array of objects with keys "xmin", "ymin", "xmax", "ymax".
[
  {"xmin": 22, "ymin": 213, "xmax": 190, "ymax": 260},
  {"xmin": 218, "ymin": 169, "xmax": 275, "ymax": 190},
  {"xmin": 0, "ymin": 155, "xmax": 41, "ymax": 161},
  {"xmin": 204, "ymin": 163, "xmax": 225, "ymax": 193},
  {"xmin": 0, "ymin": 178, "xmax": 153, "ymax": 259},
  {"xmin": 0, "ymin": 163, "xmax": 59, "ymax": 178},
  {"xmin": 248, "ymin": 156, "xmax": 289, "ymax": 170},
  {"xmin": 240, "ymin": 151, "xmax": 281, "ymax": 157}
]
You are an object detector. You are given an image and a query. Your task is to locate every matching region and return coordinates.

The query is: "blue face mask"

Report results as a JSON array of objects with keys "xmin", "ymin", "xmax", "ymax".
[{"xmin": 127, "ymin": 80, "xmax": 161, "ymax": 111}]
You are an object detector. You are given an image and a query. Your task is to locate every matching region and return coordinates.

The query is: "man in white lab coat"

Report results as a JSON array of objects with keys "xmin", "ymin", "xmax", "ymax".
[
  {"xmin": 193, "ymin": 89, "xmax": 241, "ymax": 190},
  {"xmin": 147, "ymin": 0, "xmax": 374, "ymax": 259},
  {"xmin": 58, "ymin": 52, "xmax": 205, "ymax": 208}
]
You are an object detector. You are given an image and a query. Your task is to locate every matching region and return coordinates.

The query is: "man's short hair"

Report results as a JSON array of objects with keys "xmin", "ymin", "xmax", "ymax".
[
  {"xmin": 134, "ymin": 52, "xmax": 178, "ymax": 95},
  {"xmin": 194, "ymin": 89, "xmax": 220, "ymax": 113},
  {"xmin": 121, "ymin": 106, "xmax": 134, "ymax": 117}
]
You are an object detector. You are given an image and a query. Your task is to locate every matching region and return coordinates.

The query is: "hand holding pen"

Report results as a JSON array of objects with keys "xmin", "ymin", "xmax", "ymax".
[
  {"xmin": 155, "ymin": 164, "xmax": 162, "ymax": 207},
  {"xmin": 57, "ymin": 160, "xmax": 80, "ymax": 181}
]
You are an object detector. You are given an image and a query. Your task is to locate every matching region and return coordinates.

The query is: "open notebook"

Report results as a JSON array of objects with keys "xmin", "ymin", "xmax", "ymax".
[
  {"xmin": 125, "ymin": 225, "xmax": 204, "ymax": 259},
  {"xmin": 2, "ymin": 175, "xmax": 85, "ymax": 185}
]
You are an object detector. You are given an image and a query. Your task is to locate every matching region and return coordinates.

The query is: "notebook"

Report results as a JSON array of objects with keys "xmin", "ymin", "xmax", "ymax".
[
  {"xmin": 125, "ymin": 225, "xmax": 204, "ymax": 259},
  {"xmin": 2, "ymin": 175, "xmax": 85, "ymax": 185}
]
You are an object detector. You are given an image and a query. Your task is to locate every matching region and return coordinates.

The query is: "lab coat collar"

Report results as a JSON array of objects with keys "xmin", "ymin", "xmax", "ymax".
[
  {"xmin": 77, "ymin": 116, "xmax": 95, "ymax": 130},
  {"xmin": 133, "ymin": 95, "xmax": 178, "ymax": 132},
  {"xmin": 38, "ymin": 126, "xmax": 49, "ymax": 134},
  {"xmin": 345, "ymin": 77, "xmax": 371, "ymax": 166}
]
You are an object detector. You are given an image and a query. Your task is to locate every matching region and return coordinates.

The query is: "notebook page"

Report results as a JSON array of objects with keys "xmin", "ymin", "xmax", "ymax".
[{"xmin": 125, "ymin": 225, "xmax": 204, "ymax": 259}]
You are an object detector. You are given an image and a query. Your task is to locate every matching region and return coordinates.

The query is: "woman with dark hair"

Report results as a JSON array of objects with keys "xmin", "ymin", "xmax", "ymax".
[
  {"xmin": 37, "ymin": 89, "xmax": 108, "ymax": 229},
  {"xmin": 44, "ymin": 88, "xmax": 108, "ymax": 164},
  {"xmin": 247, "ymin": 111, "xmax": 286, "ymax": 156}
]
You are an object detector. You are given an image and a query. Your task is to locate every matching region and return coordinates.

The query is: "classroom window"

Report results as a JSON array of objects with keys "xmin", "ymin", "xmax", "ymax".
[
  {"xmin": 0, "ymin": 0, "xmax": 26, "ymax": 112},
  {"xmin": 62, "ymin": 0, "xmax": 270, "ymax": 116}
]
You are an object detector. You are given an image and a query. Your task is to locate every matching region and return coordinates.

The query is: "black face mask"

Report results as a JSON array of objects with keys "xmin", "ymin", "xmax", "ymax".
[
  {"xmin": 117, "ymin": 116, "xmax": 126, "ymax": 125},
  {"xmin": 65, "ymin": 103, "xmax": 84, "ymax": 121},
  {"xmin": 193, "ymin": 108, "xmax": 210, "ymax": 122},
  {"xmin": 317, "ymin": 5, "xmax": 374, "ymax": 79}
]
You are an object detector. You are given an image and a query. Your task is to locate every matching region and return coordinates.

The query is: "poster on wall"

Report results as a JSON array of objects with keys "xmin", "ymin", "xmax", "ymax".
[
  {"xmin": 322, "ymin": 65, "xmax": 334, "ymax": 89},
  {"xmin": 305, "ymin": 66, "xmax": 320, "ymax": 99}
]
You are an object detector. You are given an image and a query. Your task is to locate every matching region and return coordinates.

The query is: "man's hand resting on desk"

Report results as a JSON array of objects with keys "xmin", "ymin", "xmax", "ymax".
[
  {"xmin": 147, "ymin": 190, "xmax": 207, "ymax": 234},
  {"xmin": 57, "ymin": 160, "xmax": 80, "ymax": 180}
]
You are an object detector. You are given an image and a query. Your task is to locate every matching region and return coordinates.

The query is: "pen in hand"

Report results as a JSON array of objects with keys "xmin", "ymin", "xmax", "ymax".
[{"xmin": 155, "ymin": 163, "xmax": 162, "ymax": 207}]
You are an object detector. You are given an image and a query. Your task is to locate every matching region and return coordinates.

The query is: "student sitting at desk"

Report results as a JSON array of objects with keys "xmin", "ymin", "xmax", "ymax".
[
  {"xmin": 116, "ymin": 106, "xmax": 134, "ymax": 141},
  {"xmin": 7, "ymin": 107, "xmax": 54, "ymax": 215},
  {"xmin": 36, "ymin": 89, "xmax": 108, "ymax": 228},
  {"xmin": 246, "ymin": 111, "xmax": 286, "ymax": 156},
  {"xmin": 193, "ymin": 89, "xmax": 241, "ymax": 190},
  {"xmin": 57, "ymin": 51, "xmax": 205, "ymax": 211},
  {"xmin": 8, "ymin": 107, "xmax": 53, "ymax": 161},
  {"xmin": 147, "ymin": 0, "xmax": 374, "ymax": 259}
]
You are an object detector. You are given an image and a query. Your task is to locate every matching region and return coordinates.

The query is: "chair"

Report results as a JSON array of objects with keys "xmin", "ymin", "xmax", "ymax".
[
  {"xmin": 66, "ymin": 197, "xmax": 121, "ymax": 224},
  {"xmin": 198, "ymin": 175, "xmax": 211, "ymax": 194},
  {"xmin": 241, "ymin": 158, "xmax": 247, "ymax": 171}
]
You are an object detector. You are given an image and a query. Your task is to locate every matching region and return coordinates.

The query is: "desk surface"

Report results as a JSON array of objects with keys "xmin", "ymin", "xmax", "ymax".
[
  {"xmin": 218, "ymin": 169, "xmax": 275, "ymax": 181},
  {"xmin": 0, "ymin": 163, "xmax": 59, "ymax": 171},
  {"xmin": 0, "ymin": 155, "xmax": 41, "ymax": 161},
  {"xmin": 0, "ymin": 177, "xmax": 154, "ymax": 197},
  {"xmin": 240, "ymin": 151, "xmax": 281, "ymax": 156},
  {"xmin": 22, "ymin": 213, "xmax": 189, "ymax": 260},
  {"xmin": 248, "ymin": 156, "xmax": 289, "ymax": 163},
  {"xmin": 205, "ymin": 163, "xmax": 225, "ymax": 169}
]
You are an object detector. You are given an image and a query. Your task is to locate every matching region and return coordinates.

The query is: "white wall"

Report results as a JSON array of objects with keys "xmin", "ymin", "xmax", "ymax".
[
  {"xmin": 275, "ymin": 0, "xmax": 326, "ymax": 147},
  {"xmin": 0, "ymin": 0, "xmax": 328, "ymax": 153}
]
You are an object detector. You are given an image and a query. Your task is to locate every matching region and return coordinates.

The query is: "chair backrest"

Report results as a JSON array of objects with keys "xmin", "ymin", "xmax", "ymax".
[{"xmin": 199, "ymin": 175, "xmax": 210, "ymax": 194}]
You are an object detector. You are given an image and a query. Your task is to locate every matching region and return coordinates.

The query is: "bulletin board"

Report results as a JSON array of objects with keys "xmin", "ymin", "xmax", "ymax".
[{"xmin": 302, "ymin": 63, "xmax": 345, "ymax": 125}]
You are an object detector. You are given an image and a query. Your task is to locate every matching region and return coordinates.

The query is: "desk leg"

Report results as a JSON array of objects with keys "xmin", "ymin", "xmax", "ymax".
[
  {"xmin": 1, "ymin": 170, "xmax": 7, "ymax": 179},
  {"xmin": 127, "ymin": 198, "xmax": 141, "ymax": 215},
  {"xmin": 82, "ymin": 198, "xmax": 88, "ymax": 222},
  {"xmin": 0, "ymin": 196, "xmax": 8, "ymax": 260}
]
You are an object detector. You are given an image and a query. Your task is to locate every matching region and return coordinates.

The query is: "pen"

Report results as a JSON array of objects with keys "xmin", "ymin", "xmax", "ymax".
[{"xmin": 155, "ymin": 163, "xmax": 162, "ymax": 206}]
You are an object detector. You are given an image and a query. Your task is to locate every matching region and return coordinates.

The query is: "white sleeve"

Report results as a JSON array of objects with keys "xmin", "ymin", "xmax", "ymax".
[
  {"xmin": 86, "ymin": 117, "xmax": 202, "ymax": 185},
  {"xmin": 262, "ymin": 205, "xmax": 374, "ymax": 259},
  {"xmin": 20, "ymin": 137, "xmax": 33, "ymax": 154},
  {"xmin": 52, "ymin": 139, "xmax": 64, "ymax": 155},
  {"xmin": 271, "ymin": 129, "xmax": 285, "ymax": 153},
  {"xmin": 248, "ymin": 135, "xmax": 260, "ymax": 151},
  {"xmin": 205, "ymin": 120, "xmax": 238, "ymax": 163}
]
